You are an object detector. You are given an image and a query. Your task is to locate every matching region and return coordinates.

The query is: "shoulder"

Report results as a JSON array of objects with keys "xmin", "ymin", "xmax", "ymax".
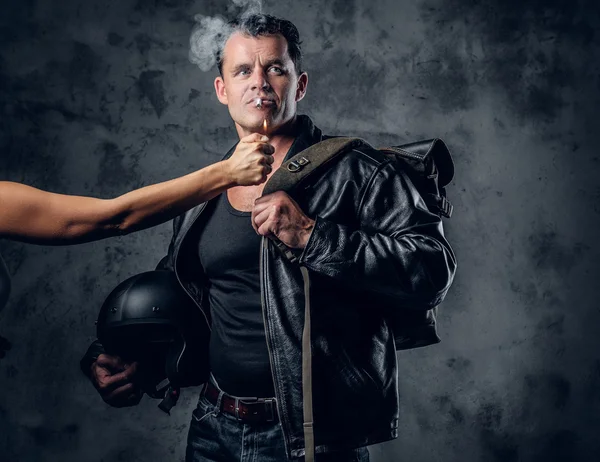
[
  {"xmin": 301, "ymin": 137, "xmax": 397, "ymax": 199},
  {"xmin": 319, "ymin": 135, "xmax": 394, "ymax": 176},
  {"xmin": 349, "ymin": 145, "xmax": 392, "ymax": 168}
]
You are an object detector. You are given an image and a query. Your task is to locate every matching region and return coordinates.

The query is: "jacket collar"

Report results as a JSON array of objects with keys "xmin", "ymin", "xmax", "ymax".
[{"xmin": 283, "ymin": 114, "xmax": 323, "ymax": 161}]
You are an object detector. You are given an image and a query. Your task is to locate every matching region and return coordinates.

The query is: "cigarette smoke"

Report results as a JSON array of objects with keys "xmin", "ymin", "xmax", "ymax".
[
  {"xmin": 230, "ymin": 0, "xmax": 263, "ymax": 14},
  {"xmin": 189, "ymin": 0, "xmax": 263, "ymax": 72}
]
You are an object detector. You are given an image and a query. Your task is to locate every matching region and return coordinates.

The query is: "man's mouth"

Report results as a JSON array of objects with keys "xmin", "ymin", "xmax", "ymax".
[{"xmin": 251, "ymin": 97, "xmax": 276, "ymax": 109}]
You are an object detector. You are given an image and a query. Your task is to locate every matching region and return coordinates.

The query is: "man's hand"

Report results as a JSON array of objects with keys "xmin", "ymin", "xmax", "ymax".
[
  {"xmin": 90, "ymin": 354, "xmax": 143, "ymax": 408},
  {"xmin": 225, "ymin": 133, "xmax": 275, "ymax": 186},
  {"xmin": 251, "ymin": 191, "xmax": 315, "ymax": 249}
]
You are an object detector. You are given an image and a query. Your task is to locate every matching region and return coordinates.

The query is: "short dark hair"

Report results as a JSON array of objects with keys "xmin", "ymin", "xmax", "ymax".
[{"xmin": 217, "ymin": 14, "xmax": 303, "ymax": 76}]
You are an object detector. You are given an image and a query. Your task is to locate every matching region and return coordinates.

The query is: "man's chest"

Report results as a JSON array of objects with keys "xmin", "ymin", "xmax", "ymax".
[
  {"xmin": 197, "ymin": 194, "xmax": 259, "ymax": 276},
  {"xmin": 227, "ymin": 185, "xmax": 265, "ymax": 212}
]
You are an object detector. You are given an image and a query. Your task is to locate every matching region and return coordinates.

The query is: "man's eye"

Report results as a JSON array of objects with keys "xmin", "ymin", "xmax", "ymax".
[
  {"xmin": 237, "ymin": 69, "xmax": 251, "ymax": 76},
  {"xmin": 269, "ymin": 67, "xmax": 284, "ymax": 74}
]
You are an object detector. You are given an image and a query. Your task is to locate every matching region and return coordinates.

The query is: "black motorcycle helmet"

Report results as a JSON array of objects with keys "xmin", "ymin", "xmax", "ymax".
[{"xmin": 96, "ymin": 270, "xmax": 209, "ymax": 413}]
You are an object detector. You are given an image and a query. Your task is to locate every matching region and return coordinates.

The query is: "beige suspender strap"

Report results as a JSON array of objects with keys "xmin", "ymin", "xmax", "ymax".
[{"xmin": 300, "ymin": 265, "xmax": 315, "ymax": 462}]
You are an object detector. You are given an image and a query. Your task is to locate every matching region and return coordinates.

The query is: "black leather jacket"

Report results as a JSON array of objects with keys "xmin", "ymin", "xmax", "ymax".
[{"xmin": 82, "ymin": 115, "xmax": 456, "ymax": 458}]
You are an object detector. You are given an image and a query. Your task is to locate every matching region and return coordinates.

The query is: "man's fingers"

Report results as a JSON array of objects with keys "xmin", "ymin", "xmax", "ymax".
[
  {"xmin": 96, "ymin": 354, "xmax": 125, "ymax": 372},
  {"xmin": 255, "ymin": 191, "xmax": 288, "ymax": 206},
  {"xmin": 257, "ymin": 221, "xmax": 274, "ymax": 237},
  {"xmin": 252, "ymin": 207, "xmax": 272, "ymax": 232},
  {"xmin": 251, "ymin": 202, "xmax": 275, "ymax": 231},
  {"xmin": 253, "ymin": 195, "xmax": 277, "ymax": 212},
  {"xmin": 96, "ymin": 364, "xmax": 139, "ymax": 393},
  {"xmin": 104, "ymin": 385, "xmax": 143, "ymax": 407},
  {"xmin": 110, "ymin": 363, "xmax": 138, "ymax": 384},
  {"xmin": 253, "ymin": 204, "xmax": 277, "ymax": 236},
  {"xmin": 126, "ymin": 361, "xmax": 140, "ymax": 373},
  {"xmin": 250, "ymin": 207, "xmax": 260, "ymax": 233},
  {"xmin": 104, "ymin": 382, "xmax": 136, "ymax": 401}
]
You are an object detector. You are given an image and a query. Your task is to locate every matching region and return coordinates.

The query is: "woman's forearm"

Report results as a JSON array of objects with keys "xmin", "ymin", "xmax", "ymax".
[
  {"xmin": 0, "ymin": 161, "xmax": 235, "ymax": 244},
  {"xmin": 32, "ymin": 160, "xmax": 237, "ymax": 244},
  {"xmin": 0, "ymin": 134, "xmax": 273, "ymax": 245},
  {"xmin": 102, "ymin": 160, "xmax": 236, "ymax": 235},
  {"xmin": 0, "ymin": 161, "xmax": 236, "ymax": 245}
]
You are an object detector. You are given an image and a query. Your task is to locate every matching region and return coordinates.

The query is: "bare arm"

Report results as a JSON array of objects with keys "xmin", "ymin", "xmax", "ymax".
[{"xmin": 0, "ymin": 134, "xmax": 274, "ymax": 245}]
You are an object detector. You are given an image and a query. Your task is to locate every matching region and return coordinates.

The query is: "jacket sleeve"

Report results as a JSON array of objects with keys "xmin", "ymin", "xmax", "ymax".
[
  {"xmin": 298, "ymin": 161, "xmax": 456, "ymax": 309},
  {"xmin": 79, "ymin": 216, "xmax": 182, "ymax": 379}
]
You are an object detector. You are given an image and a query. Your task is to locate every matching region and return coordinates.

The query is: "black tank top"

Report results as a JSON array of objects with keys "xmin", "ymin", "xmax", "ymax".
[{"xmin": 197, "ymin": 193, "xmax": 275, "ymax": 397}]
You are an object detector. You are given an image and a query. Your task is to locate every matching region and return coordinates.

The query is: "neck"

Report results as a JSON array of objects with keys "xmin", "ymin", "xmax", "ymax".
[
  {"xmin": 269, "ymin": 117, "xmax": 299, "ymax": 158},
  {"xmin": 237, "ymin": 115, "xmax": 300, "ymax": 160},
  {"xmin": 239, "ymin": 114, "xmax": 299, "ymax": 139},
  {"xmin": 269, "ymin": 115, "xmax": 300, "ymax": 138}
]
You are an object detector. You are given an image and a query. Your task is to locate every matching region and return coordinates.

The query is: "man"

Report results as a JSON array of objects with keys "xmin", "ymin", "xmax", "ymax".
[{"xmin": 80, "ymin": 14, "xmax": 456, "ymax": 461}]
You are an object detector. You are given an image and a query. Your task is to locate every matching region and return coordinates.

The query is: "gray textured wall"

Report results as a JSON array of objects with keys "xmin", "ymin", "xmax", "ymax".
[{"xmin": 1, "ymin": 0, "xmax": 599, "ymax": 461}]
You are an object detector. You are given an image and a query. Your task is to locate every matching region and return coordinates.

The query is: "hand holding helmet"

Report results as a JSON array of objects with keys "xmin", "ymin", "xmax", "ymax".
[
  {"xmin": 93, "ymin": 270, "xmax": 210, "ymax": 412},
  {"xmin": 89, "ymin": 354, "xmax": 142, "ymax": 408}
]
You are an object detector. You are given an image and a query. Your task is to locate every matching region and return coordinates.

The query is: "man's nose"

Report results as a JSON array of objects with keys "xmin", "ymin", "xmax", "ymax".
[{"xmin": 251, "ymin": 70, "xmax": 270, "ymax": 91}]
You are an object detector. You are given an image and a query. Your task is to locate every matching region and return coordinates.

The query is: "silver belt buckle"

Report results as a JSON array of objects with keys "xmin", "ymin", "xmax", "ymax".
[
  {"xmin": 262, "ymin": 398, "xmax": 275, "ymax": 422},
  {"xmin": 234, "ymin": 395, "xmax": 277, "ymax": 422},
  {"xmin": 234, "ymin": 397, "xmax": 241, "ymax": 420}
]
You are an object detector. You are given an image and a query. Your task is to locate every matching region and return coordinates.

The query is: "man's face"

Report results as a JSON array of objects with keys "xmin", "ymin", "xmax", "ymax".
[{"xmin": 214, "ymin": 32, "xmax": 308, "ymax": 137}]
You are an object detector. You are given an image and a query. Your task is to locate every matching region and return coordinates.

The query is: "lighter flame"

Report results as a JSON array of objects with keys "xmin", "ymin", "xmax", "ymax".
[{"xmin": 263, "ymin": 119, "xmax": 267, "ymax": 133}]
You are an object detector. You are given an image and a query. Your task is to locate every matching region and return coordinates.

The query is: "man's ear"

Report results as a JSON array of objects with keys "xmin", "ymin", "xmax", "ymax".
[
  {"xmin": 295, "ymin": 72, "xmax": 308, "ymax": 102},
  {"xmin": 214, "ymin": 76, "xmax": 228, "ymax": 105}
]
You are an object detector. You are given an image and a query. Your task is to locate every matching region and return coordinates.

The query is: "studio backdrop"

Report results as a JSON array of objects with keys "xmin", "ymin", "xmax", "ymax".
[{"xmin": 0, "ymin": 0, "xmax": 599, "ymax": 461}]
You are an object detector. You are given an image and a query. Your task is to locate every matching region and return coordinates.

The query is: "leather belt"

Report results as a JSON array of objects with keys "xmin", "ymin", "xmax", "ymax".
[{"xmin": 203, "ymin": 380, "xmax": 278, "ymax": 424}]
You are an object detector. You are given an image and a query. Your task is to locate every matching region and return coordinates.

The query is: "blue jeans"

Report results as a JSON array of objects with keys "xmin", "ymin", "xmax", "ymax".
[{"xmin": 185, "ymin": 376, "xmax": 370, "ymax": 462}]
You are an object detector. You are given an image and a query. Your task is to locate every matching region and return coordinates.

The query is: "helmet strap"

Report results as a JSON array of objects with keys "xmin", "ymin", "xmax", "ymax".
[{"xmin": 158, "ymin": 385, "xmax": 180, "ymax": 414}]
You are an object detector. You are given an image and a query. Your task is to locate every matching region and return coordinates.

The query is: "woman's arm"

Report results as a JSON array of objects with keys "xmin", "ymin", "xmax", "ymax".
[{"xmin": 0, "ymin": 134, "xmax": 274, "ymax": 245}]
